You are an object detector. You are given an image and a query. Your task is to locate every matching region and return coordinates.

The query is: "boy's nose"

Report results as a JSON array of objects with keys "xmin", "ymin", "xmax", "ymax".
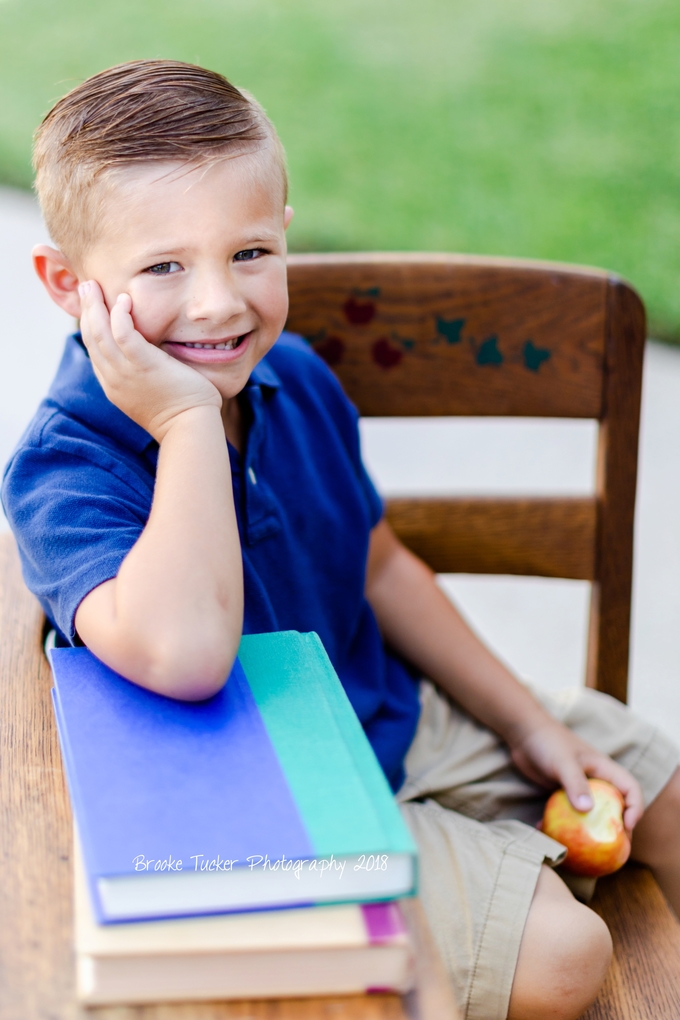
[{"xmin": 185, "ymin": 270, "xmax": 248, "ymax": 325}]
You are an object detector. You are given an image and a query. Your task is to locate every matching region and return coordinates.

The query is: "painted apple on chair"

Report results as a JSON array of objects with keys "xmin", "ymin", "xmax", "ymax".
[
  {"xmin": 343, "ymin": 295, "xmax": 376, "ymax": 325},
  {"xmin": 542, "ymin": 779, "xmax": 631, "ymax": 877}
]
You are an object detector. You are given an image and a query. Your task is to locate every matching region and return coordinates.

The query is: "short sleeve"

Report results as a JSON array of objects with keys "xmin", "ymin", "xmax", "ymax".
[{"xmin": 2, "ymin": 436, "xmax": 152, "ymax": 642}]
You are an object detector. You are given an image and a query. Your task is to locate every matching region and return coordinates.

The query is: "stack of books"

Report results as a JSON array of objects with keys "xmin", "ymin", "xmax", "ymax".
[{"xmin": 51, "ymin": 631, "xmax": 418, "ymax": 1005}]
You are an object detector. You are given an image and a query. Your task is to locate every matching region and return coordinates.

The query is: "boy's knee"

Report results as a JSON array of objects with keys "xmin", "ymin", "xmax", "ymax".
[
  {"xmin": 509, "ymin": 867, "xmax": 612, "ymax": 1020},
  {"xmin": 544, "ymin": 905, "xmax": 612, "ymax": 1019}
]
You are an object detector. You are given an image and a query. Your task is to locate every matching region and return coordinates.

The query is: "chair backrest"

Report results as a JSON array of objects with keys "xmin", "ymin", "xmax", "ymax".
[{"xmin": 286, "ymin": 253, "xmax": 646, "ymax": 703}]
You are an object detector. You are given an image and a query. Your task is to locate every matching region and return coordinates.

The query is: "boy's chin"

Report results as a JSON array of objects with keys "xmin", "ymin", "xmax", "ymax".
[{"xmin": 194, "ymin": 364, "xmax": 249, "ymax": 402}]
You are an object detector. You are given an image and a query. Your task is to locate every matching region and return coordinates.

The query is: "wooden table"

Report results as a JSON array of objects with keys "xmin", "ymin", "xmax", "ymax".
[{"xmin": 0, "ymin": 534, "xmax": 459, "ymax": 1020}]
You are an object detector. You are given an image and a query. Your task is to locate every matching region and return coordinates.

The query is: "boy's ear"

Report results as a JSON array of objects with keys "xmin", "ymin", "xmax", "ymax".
[
  {"xmin": 32, "ymin": 245, "xmax": 82, "ymax": 318},
  {"xmin": 284, "ymin": 205, "xmax": 294, "ymax": 230}
]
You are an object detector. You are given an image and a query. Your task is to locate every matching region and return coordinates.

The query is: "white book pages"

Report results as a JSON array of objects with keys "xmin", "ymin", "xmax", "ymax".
[
  {"xmin": 78, "ymin": 945, "xmax": 414, "ymax": 1004},
  {"xmin": 74, "ymin": 835, "xmax": 415, "ymax": 1004}
]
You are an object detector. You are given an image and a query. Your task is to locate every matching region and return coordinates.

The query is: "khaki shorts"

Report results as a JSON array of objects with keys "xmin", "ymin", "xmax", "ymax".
[{"xmin": 397, "ymin": 681, "xmax": 679, "ymax": 1020}]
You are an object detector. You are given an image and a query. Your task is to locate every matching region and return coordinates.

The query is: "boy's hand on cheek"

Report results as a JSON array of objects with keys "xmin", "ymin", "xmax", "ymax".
[
  {"xmin": 79, "ymin": 281, "xmax": 223, "ymax": 443},
  {"xmin": 509, "ymin": 719, "xmax": 644, "ymax": 832}
]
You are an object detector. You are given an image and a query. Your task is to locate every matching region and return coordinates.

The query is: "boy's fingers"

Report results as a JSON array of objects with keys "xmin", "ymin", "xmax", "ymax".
[
  {"xmin": 557, "ymin": 760, "xmax": 594, "ymax": 813},
  {"xmin": 110, "ymin": 293, "xmax": 159, "ymax": 367},
  {"xmin": 110, "ymin": 293, "xmax": 137, "ymax": 347},
  {"xmin": 558, "ymin": 759, "xmax": 643, "ymax": 829},
  {"xmin": 79, "ymin": 281, "xmax": 123, "ymax": 367},
  {"xmin": 584, "ymin": 758, "xmax": 645, "ymax": 830}
]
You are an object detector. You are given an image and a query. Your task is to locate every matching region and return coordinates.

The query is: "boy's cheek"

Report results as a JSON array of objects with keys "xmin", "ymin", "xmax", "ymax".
[
  {"xmin": 126, "ymin": 293, "xmax": 173, "ymax": 346},
  {"xmin": 129, "ymin": 315, "xmax": 165, "ymax": 346},
  {"xmin": 261, "ymin": 285, "xmax": 290, "ymax": 337}
]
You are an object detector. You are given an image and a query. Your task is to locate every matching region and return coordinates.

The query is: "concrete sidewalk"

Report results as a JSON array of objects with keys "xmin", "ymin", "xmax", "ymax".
[{"xmin": 1, "ymin": 186, "xmax": 678, "ymax": 744}]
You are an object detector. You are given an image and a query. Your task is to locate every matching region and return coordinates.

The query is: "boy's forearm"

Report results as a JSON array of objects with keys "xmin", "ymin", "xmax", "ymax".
[
  {"xmin": 76, "ymin": 406, "xmax": 243, "ymax": 699},
  {"xmin": 365, "ymin": 522, "xmax": 548, "ymax": 746}
]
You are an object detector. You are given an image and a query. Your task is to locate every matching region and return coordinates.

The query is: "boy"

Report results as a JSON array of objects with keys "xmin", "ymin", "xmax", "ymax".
[{"xmin": 3, "ymin": 60, "xmax": 680, "ymax": 1020}]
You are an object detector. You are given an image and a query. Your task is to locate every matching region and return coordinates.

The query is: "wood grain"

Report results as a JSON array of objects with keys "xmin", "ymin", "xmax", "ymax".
[
  {"xmin": 385, "ymin": 496, "xmax": 597, "ymax": 579},
  {"xmin": 0, "ymin": 533, "xmax": 458, "ymax": 1020},
  {"xmin": 287, "ymin": 253, "xmax": 608, "ymax": 419},
  {"xmin": 84, "ymin": 994, "xmax": 409, "ymax": 1019},
  {"xmin": 584, "ymin": 280, "xmax": 646, "ymax": 702},
  {"xmin": 0, "ymin": 530, "xmax": 75, "ymax": 1020},
  {"xmin": 582, "ymin": 865, "xmax": 680, "ymax": 1020}
]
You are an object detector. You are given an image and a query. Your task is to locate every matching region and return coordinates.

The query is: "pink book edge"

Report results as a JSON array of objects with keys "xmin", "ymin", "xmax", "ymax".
[{"xmin": 360, "ymin": 901, "xmax": 408, "ymax": 944}]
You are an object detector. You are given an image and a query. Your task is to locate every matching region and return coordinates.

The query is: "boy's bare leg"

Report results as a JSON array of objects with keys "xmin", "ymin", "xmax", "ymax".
[
  {"xmin": 630, "ymin": 766, "xmax": 680, "ymax": 916},
  {"xmin": 509, "ymin": 769, "xmax": 680, "ymax": 1019},
  {"xmin": 508, "ymin": 866, "xmax": 612, "ymax": 1020}
]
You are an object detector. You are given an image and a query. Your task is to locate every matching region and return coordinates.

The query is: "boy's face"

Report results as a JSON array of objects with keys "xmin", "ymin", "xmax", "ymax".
[{"xmin": 75, "ymin": 152, "xmax": 292, "ymax": 401}]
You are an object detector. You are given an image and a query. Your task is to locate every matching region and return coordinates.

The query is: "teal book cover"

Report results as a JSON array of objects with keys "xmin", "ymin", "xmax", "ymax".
[{"xmin": 50, "ymin": 630, "xmax": 418, "ymax": 923}]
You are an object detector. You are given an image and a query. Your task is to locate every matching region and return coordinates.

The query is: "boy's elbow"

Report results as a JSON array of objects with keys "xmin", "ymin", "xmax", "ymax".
[
  {"xmin": 80, "ymin": 605, "xmax": 242, "ymax": 700},
  {"xmin": 148, "ymin": 640, "xmax": 237, "ymax": 701},
  {"xmin": 121, "ymin": 629, "xmax": 240, "ymax": 701}
]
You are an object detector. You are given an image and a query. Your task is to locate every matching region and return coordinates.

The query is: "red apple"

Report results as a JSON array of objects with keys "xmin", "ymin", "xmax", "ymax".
[{"xmin": 541, "ymin": 779, "xmax": 631, "ymax": 877}]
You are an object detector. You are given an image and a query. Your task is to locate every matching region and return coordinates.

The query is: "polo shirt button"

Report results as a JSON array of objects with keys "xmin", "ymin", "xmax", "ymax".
[{"xmin": 248, "ymin": 467, "xmax": 257, "ymax": 485}]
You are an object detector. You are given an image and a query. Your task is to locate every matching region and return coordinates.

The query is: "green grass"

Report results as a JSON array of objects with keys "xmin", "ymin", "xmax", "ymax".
[{"xmin": 1, "ymin": 0, "xmax": 680, "ymax": 338}]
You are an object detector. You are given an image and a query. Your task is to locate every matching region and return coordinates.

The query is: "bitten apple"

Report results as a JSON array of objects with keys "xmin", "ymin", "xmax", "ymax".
[{"xmin": 542, "ymin": 778, "xmax": 631, "ymax": 877}]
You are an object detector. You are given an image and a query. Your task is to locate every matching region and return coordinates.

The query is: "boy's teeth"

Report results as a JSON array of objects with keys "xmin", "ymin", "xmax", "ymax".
[{"xmin": 183, "ymin": 338, "xmax": 240, "ymax": 350}]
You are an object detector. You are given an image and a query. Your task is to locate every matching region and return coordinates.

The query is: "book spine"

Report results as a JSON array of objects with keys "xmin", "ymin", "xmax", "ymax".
[{"xmin": 302, "ymin": 633, "xmax": 418, "ymax": 858}]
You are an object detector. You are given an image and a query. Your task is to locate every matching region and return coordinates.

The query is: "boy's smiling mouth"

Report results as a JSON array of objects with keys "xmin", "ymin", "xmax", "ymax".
[
  {"xmin": 162, "ymin": 332, "xmax": 251, "ymax": 363},
  {"xmin": 180, "ymin": 339, "xmax": 241, "ymax": 350}
]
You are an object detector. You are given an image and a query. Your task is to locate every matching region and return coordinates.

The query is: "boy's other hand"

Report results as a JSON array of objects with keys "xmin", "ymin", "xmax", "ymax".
[
  {"xmin": 509, "ymin": 720, "xmax": 644, "ymax": 832},
  {"xmin": 79, "ymin": 281, "xmax": 223, "ymax": 443}
]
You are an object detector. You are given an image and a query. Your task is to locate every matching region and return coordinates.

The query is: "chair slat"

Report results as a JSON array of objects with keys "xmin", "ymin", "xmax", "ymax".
[
  {"xmin": 287, "ymin": 254, "xmax": 608, "ymax": 419},
  {"xmin": 584, "ymin": 280, "xmax": 646, "ymax": 702},
  {"xmin": 386, "ymin": 497, "xmax": 597, "ymax": 579}
]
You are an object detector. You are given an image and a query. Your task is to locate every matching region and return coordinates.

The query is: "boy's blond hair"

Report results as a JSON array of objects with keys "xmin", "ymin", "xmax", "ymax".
[{"xmin": 33, "ymin": 59, "xmax": 287, "ymax": 261}]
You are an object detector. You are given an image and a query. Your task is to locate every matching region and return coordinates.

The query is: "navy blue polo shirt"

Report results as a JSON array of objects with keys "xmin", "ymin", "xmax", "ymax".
[{"xmin": 2, "ymin": 331, "xmax": 420, "ymax": 790}]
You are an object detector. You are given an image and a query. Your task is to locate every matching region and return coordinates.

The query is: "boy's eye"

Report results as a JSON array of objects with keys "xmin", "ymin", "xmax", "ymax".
[
  {"xmin": 234, "ymin": 248, "xmax": 266, "ymax": 262},
  {"xmin": 145, "ymin": 262, "xmax": 182, "ymax": 275}
]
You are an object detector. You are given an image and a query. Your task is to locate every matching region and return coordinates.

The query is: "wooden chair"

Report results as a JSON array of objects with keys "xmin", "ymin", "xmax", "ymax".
[
  {"xmin": 1, "ymin": 250, "xmax": 679, "ymax": 1019},
  {"xmin": 285, "ymin": 252, "xmax": 680, "ymax": 1018}
]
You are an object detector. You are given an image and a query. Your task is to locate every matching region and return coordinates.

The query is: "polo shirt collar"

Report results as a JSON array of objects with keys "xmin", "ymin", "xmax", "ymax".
[
  {"xmin": 48, "ymin": 333, "xmax": 282, "ymax": 454},
  {"xmin": 248, "ymin": 358, "xmax": 281, "ymax": 390}
]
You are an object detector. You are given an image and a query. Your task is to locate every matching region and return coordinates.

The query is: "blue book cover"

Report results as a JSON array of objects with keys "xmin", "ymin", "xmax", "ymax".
[{"xmin": 50, "ymin": 631, "xmax": 417, "ymax": 923}]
